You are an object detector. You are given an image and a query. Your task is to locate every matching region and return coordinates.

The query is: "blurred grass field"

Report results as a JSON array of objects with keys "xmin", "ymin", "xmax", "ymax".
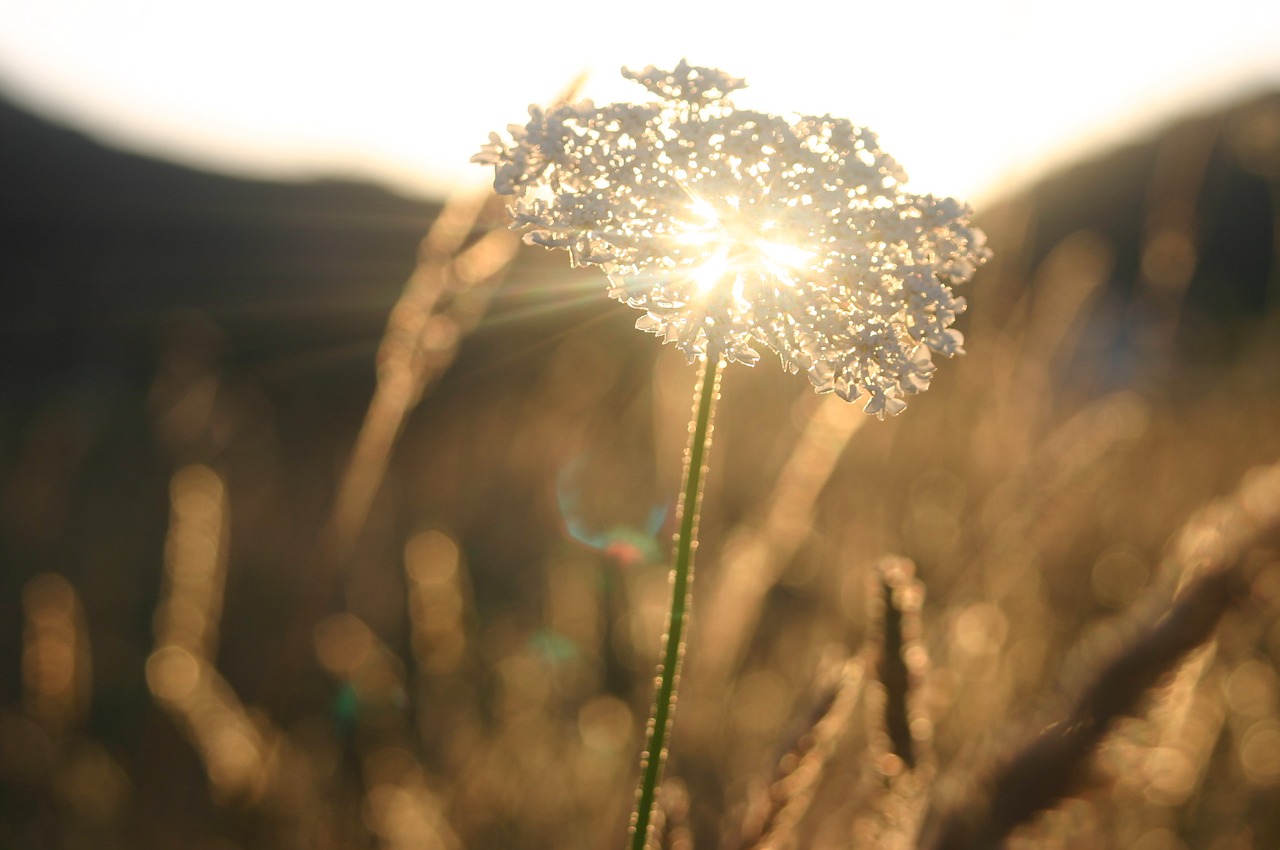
[{"xmin": 2, "ymin": 91, "xmax": 1280, "ymax": 850}]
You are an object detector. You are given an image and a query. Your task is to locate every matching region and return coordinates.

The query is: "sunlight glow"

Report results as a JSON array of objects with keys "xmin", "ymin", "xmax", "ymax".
[
  {"xmin": 756, "ymin": 239, "xmax": 813, "ymax": 275},
  {"xmin": 691, "ymin": 248, "xmax": 732, "ymax": 294},
  {"xmin": 674, "ymin": 194, "xmax": 815, "ymax": 300},
  {"xmin": 0, "ymin": 1, "xmax": 1277, "ymax": 202}
]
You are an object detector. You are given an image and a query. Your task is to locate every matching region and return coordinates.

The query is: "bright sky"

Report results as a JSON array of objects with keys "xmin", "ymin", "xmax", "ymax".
[{"xmin": 1, "ymin": 1, "xmax": 1279, "ymax": 205}]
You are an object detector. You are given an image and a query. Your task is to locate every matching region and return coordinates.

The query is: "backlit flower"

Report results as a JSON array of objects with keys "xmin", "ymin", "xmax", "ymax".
[{"xmin": 474, "ymin": 60, "xmax": 990, "ymax": 416}]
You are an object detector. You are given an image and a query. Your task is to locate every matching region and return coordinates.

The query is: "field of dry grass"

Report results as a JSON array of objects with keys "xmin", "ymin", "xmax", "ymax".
[{"xmin": 2, "ymin": 94, "xmax": 1279, "ymax": 850}]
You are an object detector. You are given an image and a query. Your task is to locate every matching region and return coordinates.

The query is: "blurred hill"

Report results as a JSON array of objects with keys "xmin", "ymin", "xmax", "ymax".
[
  {"xmin": 0, "ymin": 93, "xmax": 440, "ymax": 394},
  {"xmin": 979, "ymin": 90, "xmax": 1277, "ymax": 396}
]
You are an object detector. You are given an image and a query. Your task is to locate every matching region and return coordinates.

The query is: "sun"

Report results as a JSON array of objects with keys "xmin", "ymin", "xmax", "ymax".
[{"xmin": 674, "ymin": 194, "xmax": 814, "ymax": 300}]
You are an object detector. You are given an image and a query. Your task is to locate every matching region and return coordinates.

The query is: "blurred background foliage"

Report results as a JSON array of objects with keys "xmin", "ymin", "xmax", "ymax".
[{"xmin": 2, "ymin": 87, "xmax": 1280, "ymax": 850}]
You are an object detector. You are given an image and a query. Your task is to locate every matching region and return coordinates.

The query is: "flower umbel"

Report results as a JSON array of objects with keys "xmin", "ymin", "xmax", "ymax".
[{"xmin": 475, "ymin": 59, "xmax": 989, "ymax": 415}]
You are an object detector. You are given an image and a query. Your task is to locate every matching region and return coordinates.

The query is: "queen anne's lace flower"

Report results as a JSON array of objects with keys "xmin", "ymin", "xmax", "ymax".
[{"xmin": 474, "ymin": 60, "xmax": 990, "ymax": 416}]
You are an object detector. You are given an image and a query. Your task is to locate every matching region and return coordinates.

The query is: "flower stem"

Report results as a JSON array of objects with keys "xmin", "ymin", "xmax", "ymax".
[{"xmin": 630, "ymin": 356, "xmax": 722, "ymax": 850}]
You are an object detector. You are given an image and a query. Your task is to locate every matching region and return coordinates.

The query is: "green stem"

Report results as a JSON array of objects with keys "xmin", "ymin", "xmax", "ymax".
[{"xmin": 630, "ymin": 356, "xmax": 722, "ymax": 850}]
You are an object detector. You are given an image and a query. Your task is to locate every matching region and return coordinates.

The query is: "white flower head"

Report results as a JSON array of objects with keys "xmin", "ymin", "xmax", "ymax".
[{"xmin": 474, "ymin": 61, "xmax": 990, "ymax": 416}]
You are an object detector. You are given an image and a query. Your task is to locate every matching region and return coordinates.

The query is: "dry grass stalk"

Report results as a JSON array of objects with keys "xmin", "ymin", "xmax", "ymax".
[
  {"xmin": 739, "ymin": 656, "xmax": 867, "ymax": 850},
  {"xmin": 653, "ymin": 779, "xmax": 695, "ymax": 850},
  {"xmin": 1098, "ymin": 641, "xmax": 1224, "ymax": 816},
  {"xmin": 147, "ymin": 463, "xmax": 304, "ymax": 807},
  {"xmin": 324, "ymin": 73, "xmax": 585, "ymax": 568},
  {"xmin": 324, "ymin": 191, "xmax": 521, "ymax": 566},
  {"xmin": 21, "ymin": 573, "xmax": 91, "ymax": 737},
  {"xmin": 146, "ymin": 647, "xmax": 289, "ymax": 804},
  {"xmin": 916, "ymin": 458, "xmax": 1280, "ymax": 850},
  {"xmin": 404, "ymin": 529, "xmax": 470, "ymax": 676},
  {"xmin": 871, "ymin": 557, "xmax": 932, "ymax": 777},
  {"xmin": 695, "ymin": 397, "xmax": 867, "ymax": 693},
  {"xmin": 155, "ymin": 464, "xmax": 228, "ymax": 659},
  {"xmin": 978, "ymin": 392, "xmax": 1150, "ymax": 549},
  {"xmin": 834, "ymin": 560, "xmax": 937, "ymax": 850},
  {"xmin": 315, "ymin": 612, "xmax": 462, "ymax": 850},
  {"xmin": 362, "ymin": 757, "xmax": 461, "ymax": 850}
]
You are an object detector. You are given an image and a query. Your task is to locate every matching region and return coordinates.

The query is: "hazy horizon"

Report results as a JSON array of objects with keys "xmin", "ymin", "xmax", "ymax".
[{"xmin": 3, "ymin": 0, "xmax": 1280, "ymax": 206}]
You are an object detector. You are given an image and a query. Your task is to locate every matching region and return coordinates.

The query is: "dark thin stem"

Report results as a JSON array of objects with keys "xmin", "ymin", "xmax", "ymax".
[
  {"xmin": 630, "ymin": 356, "xmax": 722, "ymax": 850},
  {"xmin": 916, "ymin": 566, "xmax": 1249, "ymax": 850}
]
